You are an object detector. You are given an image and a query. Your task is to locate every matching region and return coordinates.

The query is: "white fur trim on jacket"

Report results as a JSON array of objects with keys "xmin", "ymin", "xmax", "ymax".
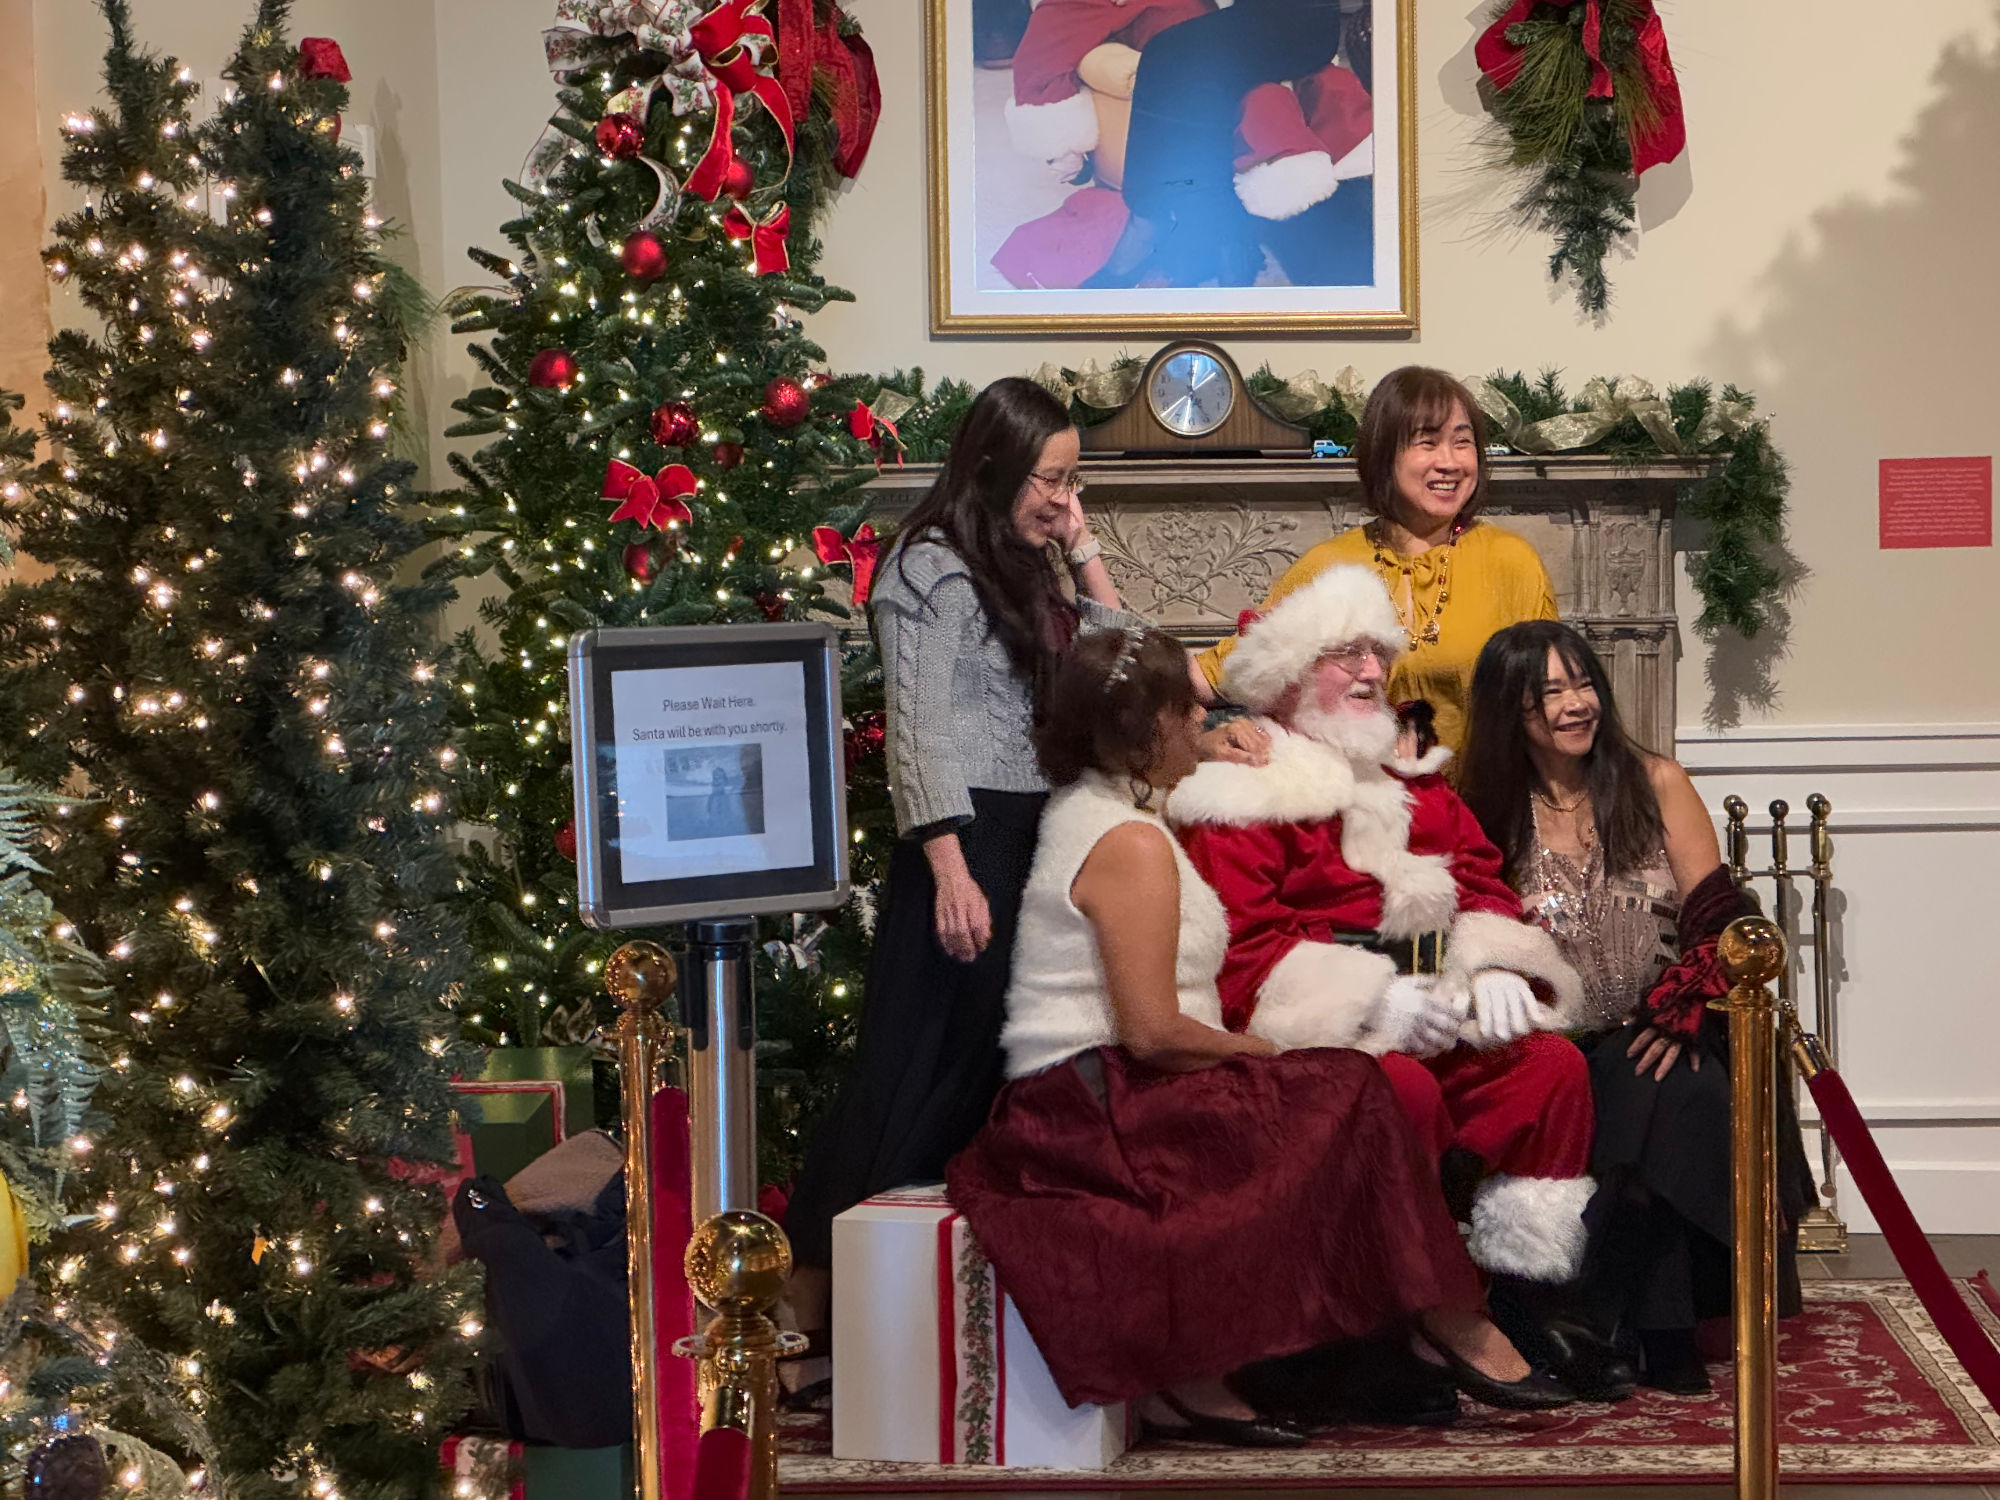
[
  {"xmin": 1467, "ymin": 1173, "xmax": 1593, "ymax": 1282},
  {"xmin": 1168, "ymin": 727, "xmax": 1460, "ymax": 937},
  {"xmin": 1234, "ymin": 150, "xmax": 1340, "ymax": 220},
  {"xmin": 1389, "ymin": 745, "xmax": 1453, "ymax": 778},
  {"xmin": 1221, "ymin": 565, "xmax": 1405, "ymax": 714},
  {"xmin": 1249, "ymin": 941, "xmax": 1396, "ymax": 1052},
  {"xmin": 1330, "ymin": 134, "xmax": 1374, "ymax": 180},
  {"xmin": 1005, "ymin": 92, "xmax": 1099, "ymax": 165},
  {"xmin": 1445, "ymin": 908, "xmax": 1587, "ymax": 1040}
]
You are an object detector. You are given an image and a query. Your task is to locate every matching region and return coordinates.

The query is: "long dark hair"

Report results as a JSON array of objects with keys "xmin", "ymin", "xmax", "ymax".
[
  {"xmin": 893, "ymin": 377, "xmax": 1078, "ymax": 694},
  {"xmin": 1031, "ymin": 627, "xmax": 1196, "ymax": 809},
  {"xmin": 1352, "ymin": 366, "xmax": 1493, "ymax": 531},
  {"xmin": 1458, "ymin": 620, "xmax": 1664, "ymax": 882}
]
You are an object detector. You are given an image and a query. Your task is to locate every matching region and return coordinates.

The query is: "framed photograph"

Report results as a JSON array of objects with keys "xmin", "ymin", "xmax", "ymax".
[{"xmin": 925, "ymin": 0, "xmax": 1417, "ymax": 334}]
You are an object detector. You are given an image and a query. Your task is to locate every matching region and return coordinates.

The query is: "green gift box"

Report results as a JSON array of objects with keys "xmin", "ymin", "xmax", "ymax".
[{"xmin": 457, "ymin": 1046, "xmax": 597, "ymax": 1183}]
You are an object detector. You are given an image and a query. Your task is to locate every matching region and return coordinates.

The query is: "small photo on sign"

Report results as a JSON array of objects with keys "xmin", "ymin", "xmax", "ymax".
[{"xmin": 661, "ymin": 744, "xmax": 766, "ymax": 842}]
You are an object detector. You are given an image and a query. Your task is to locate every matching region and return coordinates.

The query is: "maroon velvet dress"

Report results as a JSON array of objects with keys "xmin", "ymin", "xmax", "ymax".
[{"xmin": 946, "ymin": 1044, "xmax": 1483, "ymax": 1408}]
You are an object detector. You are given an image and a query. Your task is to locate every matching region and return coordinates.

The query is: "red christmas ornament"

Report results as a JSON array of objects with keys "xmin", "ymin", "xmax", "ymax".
[
  {"xmin": 755, "ymin": 593, "xmax": 788, "ymax": 622},
  {"xmin": 555, "ymin": 819, "xmax": 578, "ymax": 862},
  {"xmin": 760, "ymin": 377, "xmax": 811, "ymax": 428},
  {"xmin": 623, "ymin": 540, "xmax": 662, "ymax": 583},
  {"xmin": 527, "ymin": 348, "xmax": 578, "ymax": 390},
  {"xmin": 650, "ymin": 401, "xmax": 700, "ymax": 449},
  {"xmin": 620, "ymin": 231, "xmax": 670, "ymax": 283},
  {"xmin": 712, "ymin": 441, "xmax": 745, "ymax": 470},
  {"xmin": 844, "ymin": 710, "xmax": 887, "ymax": 776},
  {"xmin": 299, "ymin": 38, "xmax": 352, "ymax": 82},
  {"xmin": 721, "ymin": 158, "xmax": 755, "ymax": 200},
  {"xmin": 595, "ymin": 112, "xmax": 645, "ymax": 160}
]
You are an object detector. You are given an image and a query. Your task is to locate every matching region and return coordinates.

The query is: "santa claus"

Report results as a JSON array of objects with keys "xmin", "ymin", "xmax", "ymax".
[{"xmin": 1167, "ymin": 564, "xmax": 1599, "ymax": 1293}]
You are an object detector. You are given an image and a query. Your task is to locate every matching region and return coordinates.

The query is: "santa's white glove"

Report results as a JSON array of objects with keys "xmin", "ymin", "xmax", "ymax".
[
  {"xmin": 1372, "ymin": 974, "xmax": 1463, "ymax": 1059},
  {"xmin": 1458, "ymin": 969, "xmax": 1543, "ymax": 1046}
]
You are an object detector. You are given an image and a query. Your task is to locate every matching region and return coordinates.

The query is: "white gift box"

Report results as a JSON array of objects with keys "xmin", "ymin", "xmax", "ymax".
[{"xmin": 831, "ymin": 1185, "xmax": 1128, "ymax": 1470}]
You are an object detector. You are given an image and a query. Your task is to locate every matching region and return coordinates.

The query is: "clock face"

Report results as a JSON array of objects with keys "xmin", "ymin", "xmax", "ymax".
[{"xmin": 1146, "ymin": 348, "xmax": 1234, "ymax": 437}]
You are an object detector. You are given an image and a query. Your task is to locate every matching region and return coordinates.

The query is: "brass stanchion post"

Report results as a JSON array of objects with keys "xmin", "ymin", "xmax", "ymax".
[
  {"xmin": 608, "ymin": 941, "xmax": 679, "ymax": 1500},
  {"xmin": 676, "ymin": 1211, "xmax": 808, "ymax": 1500},
  {"xmin": 1719, "ymin": 916, "xmax": 1784, "ymax": 1500},
  {"xmin": 1798, "ymin": 794, "xmax": 1849, "ymax": 1252}
]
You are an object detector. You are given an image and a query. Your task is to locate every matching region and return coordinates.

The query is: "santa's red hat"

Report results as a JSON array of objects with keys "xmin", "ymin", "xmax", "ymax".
[{"xmin": 1222, "ymin": 564, "xmax": 1403, "ymax": 711}]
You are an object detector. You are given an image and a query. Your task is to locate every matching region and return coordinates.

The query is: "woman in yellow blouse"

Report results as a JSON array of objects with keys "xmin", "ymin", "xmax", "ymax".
[{"xmin": 1198, "ymin": 366, "xmax": 1557, "ymax": 754}]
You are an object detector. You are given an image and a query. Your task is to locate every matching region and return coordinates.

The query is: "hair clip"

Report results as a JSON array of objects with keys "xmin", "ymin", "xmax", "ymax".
[{"xmin": 1104, "ymin": 625, "xmax": 1146, "ymax": 688}]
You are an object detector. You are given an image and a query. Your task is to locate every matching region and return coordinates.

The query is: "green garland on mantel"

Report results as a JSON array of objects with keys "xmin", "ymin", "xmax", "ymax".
[{"xmin": 860, "ymin": 363, "xmax": 1790, "ymax": 642}]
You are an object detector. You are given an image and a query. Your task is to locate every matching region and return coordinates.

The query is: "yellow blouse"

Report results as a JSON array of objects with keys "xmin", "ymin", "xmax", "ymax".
[{"xmin": 1196, "ymin": 520, "xmax": 1559, "ymax": 754}]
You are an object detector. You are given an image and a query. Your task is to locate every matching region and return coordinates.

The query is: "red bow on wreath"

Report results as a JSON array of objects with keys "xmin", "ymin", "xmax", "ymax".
[
  {"xmin": 605, "ymin": 459, "xmax": 697, "ymax": 531},
  {"xmin": 846, "ymin": 399, "xmax": 902, "ymax": 469},
  {"xmin": 686, "ymin": 0, "xmax": 797, "ymax": 201},
  {"xmin": 723, "ymin": 203, "xmax": 791, "ymax": 276},
  {"xmin": 1475, "ymin": 0, "xmax": 1684, "ymax": 174},
  {"xmin": 812, "ymin": 523, "xmax": 880, "ymax": 607}
]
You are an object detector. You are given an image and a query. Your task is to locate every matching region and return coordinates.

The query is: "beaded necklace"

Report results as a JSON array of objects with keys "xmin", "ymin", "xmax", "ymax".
[{"xmin": 1366, "ymin": 520, "xmax": 1461, "ymax": 651}]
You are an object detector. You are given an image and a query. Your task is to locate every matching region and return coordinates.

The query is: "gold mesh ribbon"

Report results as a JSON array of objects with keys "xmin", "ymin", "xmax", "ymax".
[
  {"xmin": 1466, "ymin": 374, "xmax": 1754, "ymax": 456},
  {"xmin": 1027, "ymin": 359, "xmax": 1142, "ymax": 410}
]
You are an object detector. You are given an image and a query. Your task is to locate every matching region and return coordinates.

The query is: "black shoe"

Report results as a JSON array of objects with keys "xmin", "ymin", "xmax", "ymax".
[
  {"xmin": 1142, "ymin": 1393, "xmax": 1309, "ymax": 1449},
  {"xmin": 1639, "ymin": 1329, "xmax": 1712, "ymax": 1395},
  {"xmin": 1542, "ymin": 1320, "xmax": 1637, "ymax": 1401},
  {"xmin": 1234, "ymin": 1336, "xmax": 1460, "ymax": 1430},
  {"xmin": 1416, "ymin": 1331, "xmax": 1578, "ymax": 1412}
]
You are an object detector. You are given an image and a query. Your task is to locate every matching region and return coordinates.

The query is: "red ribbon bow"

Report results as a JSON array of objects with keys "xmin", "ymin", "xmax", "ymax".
[
  {"xmin": 604, "ymin": 459, "xmax": 697, "ymax": 531},
  {"xmin": 812, "ymin": 523, "xmax": 880, "ymax": 607},
  {"xmin": 723, "ymin": 203, "xmax": 792, "ymax": 276},
  {"xmin": 845, "ymin": 400, "xmax": 902, "ymax": 468},
  {"xmin": 686, "ymin": 0, "xmax": 797, "ymax": 202},
  {"xmin": 1474, "ymin": 0, "xmax": 1684, "ymax": 175}
]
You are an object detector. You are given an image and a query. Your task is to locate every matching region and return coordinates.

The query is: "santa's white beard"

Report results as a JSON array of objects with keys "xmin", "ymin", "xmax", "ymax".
[{"xmin": 1290, "ymin": 695, "xmax": 1399, "ymax": 767}]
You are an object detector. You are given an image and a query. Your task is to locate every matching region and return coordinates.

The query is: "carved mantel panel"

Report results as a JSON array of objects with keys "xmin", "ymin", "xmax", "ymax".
[{"xmin": 854, "ymin": 456, "xmax": 1713, "ymax": 754}]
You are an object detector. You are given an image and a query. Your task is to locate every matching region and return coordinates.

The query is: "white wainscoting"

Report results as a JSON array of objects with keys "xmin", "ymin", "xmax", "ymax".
[{"xmin": 1676, "ymin": 723, "xmax": 2000, "ymax": 1235}]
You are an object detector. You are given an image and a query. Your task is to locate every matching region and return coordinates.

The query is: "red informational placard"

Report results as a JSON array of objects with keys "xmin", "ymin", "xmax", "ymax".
[{"xmin": 1879, "ymin": 456, "xmax": 1992, "ymax": 549}]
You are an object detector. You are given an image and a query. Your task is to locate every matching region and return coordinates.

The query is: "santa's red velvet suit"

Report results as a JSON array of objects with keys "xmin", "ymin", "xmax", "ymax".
[{"xmin": 1169, "ymin": 566, "xmax": 1596, "ymax": 1284}]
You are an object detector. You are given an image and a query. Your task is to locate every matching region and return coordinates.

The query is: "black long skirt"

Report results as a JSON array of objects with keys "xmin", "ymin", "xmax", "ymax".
[
  {"xmin": 1579, "ymin": 1020, "xmax": 1816, "ymax": 1332},
  {"xmin": 784, "ymin": 790, "xmax": 1048, "ymax": 1271}
]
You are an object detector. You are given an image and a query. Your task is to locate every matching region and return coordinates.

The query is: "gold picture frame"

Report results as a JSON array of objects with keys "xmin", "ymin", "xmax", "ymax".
[{"xmin": 925, "ymin": 0, "xmax": 1418, "ymax": 335}]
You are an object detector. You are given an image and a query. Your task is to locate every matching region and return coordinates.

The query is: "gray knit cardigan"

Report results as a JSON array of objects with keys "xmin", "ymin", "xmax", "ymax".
[{"xmin": 872, "ymin": 537, "xmax": 1140, "ymax": 838}]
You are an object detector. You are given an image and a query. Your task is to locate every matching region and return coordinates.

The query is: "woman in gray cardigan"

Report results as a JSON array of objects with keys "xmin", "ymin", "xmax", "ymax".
[{"xmin": 784, "ymin": 378, "xmax": 1255, "ymax": 1363}]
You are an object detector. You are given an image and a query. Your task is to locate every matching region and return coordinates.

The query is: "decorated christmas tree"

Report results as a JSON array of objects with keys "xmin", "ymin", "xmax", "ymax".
[
  {"xmin": 430, "ymin": 1, "xmax": 897, "ymax": 1178},
  {"xmin": 0, "ymin": 3, "xmax": 481, "ymax": 1493}
]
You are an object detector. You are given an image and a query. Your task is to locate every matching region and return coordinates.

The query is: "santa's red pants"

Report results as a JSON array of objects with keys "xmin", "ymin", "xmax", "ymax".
[{"xmin": 1379, "ymin": 1034, "xmax": 1595, "ymax": 1282}]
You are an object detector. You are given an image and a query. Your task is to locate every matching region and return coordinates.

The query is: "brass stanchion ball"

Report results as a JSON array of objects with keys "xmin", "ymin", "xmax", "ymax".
[
  {"xmin": 1719, "ymin": 915, "xmax": 1785, "ymax": 989},
  {"xmin": 605, "ymin": 940, "xmax": 678, "ymax": 1011},
  {"xmin": 685, "ymin": 1211, "xmax": 791, "ymax": 1313}
]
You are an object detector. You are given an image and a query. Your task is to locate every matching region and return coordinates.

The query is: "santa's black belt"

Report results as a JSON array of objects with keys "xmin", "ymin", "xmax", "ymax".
[{"xmin": 1310, "ymin": 926, "xmax": 1447, "ymax": 976}]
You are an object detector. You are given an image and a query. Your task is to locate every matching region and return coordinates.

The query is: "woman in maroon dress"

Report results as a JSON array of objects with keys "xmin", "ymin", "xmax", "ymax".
[{"xmin": 947, "ymin": 627, "xmax": 1571, "ymax": 1445}]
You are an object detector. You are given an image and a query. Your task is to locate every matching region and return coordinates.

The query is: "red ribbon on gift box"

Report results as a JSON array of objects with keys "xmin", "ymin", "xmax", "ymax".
[{"xmin": 1474, "ymin": 0, "xmax": 1685, "ymax": 174}]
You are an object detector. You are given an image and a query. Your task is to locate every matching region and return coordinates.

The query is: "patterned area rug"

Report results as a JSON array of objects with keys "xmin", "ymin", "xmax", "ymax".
[{"xmin": 780, "ymin": 1279, "xmax": 2000, "ymax": 1488}]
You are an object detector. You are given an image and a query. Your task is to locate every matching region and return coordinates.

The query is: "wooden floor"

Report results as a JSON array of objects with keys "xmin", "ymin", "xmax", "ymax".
[{"xmin": 867, "ymin": 1235, "xmax": 2000, "ymax": 1500}]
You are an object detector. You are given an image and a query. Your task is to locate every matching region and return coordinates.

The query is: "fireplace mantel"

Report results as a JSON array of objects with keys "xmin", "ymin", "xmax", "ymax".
[{"xmin": 857, "ymin": 455, "xmax": 1715, "ymax": 754}]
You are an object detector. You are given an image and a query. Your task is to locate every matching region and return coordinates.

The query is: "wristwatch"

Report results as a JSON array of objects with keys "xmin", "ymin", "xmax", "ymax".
[{"xmin": 1067, "ymin": 536, "xmax": 1103, "ymax": 568}]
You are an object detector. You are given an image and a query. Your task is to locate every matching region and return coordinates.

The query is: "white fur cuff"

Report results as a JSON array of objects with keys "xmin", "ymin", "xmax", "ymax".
[
  {"xmin": 1467, "ymin": 1174, "xmax": 1594, "ymax": 1282},
  {"xmin": 1005, "ymin": 92, "xmax": 1100, "ymax": 165},
  {"xmin": 1250, "ymin": 941, "xmax": 1396, "ymax": 1052},
  {"xmin": 1446, "ymin": 909, "xmax": 1587, "ymax": 1034},
  {"xmin": 1234, "ymin": 151, "xmax": 1340, "ymax": 220}
]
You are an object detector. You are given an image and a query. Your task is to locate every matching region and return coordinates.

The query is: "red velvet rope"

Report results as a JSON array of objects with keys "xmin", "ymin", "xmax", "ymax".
[
  {"xmin": 1805, "ymin": 1067, "xmax": 2000, "ymax": 1411},
  {"xmin": 651, "ymin": 1086, "xmax": 701, "ymax": 1498},
  {"xmin": 691, "ymin": 1426, "xmax": 752, "ymax": 1500}
]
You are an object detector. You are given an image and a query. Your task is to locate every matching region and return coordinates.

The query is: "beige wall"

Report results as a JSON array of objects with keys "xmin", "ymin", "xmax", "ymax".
[{"xmin": 24, "ymin": 0, "xmax": 2000, "ymax": 730}]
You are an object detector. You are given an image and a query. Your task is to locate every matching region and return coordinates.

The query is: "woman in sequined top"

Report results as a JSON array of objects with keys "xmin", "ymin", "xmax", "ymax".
[{"xmin": 1458, "ymin": 621, "xmax": 1814, "ymax": 1396}]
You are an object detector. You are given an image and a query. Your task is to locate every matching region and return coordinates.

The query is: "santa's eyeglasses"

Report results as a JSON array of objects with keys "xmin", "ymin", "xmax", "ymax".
[{"xmin": 1316, "ymin": 641, "xmax": 1397, "ymax": 674}]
